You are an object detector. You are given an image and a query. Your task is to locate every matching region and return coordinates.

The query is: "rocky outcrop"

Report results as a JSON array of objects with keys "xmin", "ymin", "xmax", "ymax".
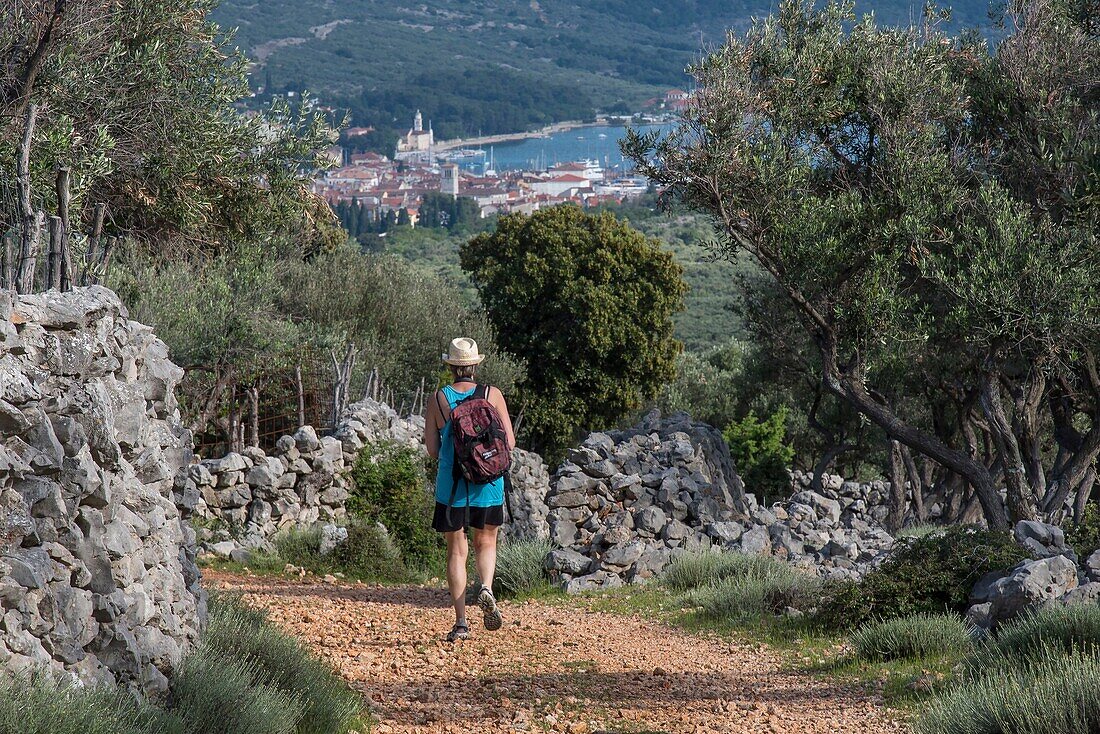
[
  {"xmin": 0, "ymin": 288, "xmax": 203, "ymax": 695},
  {"xmin": 966, "ymin": 519, "xmax": 1097, "ymax": 631},
  {"xmin": 190, "ymin": 398, "xmax": 551, "ymax": 553}
]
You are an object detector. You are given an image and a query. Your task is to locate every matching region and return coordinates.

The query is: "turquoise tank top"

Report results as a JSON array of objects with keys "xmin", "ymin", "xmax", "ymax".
[{"xmin": 434, "ymin": 384, "xmax": 505, "ymax": 508}]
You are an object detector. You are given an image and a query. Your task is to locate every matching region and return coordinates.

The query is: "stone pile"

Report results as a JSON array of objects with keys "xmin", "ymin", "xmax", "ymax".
[
  {"xmin": 0, "ymin": 287, "xmax": 203, "ymax": 695},
  {"xmin": 189, "ymin": 398, "xmax": 552, "ymax": 556},
  {"xmin": 181, "ymin": 425, "xmax": 351, "ymax": 557},
  {"xmin": 545, "ymin": 410, "xmax": 897, "ymax": 593},
  {"xmin": 966, "ymin": 520, "xmax": 1100, "ymax": 631}
]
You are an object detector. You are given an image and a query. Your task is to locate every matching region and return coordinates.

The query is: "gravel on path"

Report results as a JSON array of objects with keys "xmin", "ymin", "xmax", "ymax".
[{"xmin": 207, "ymin": 571, "xmax": 905, "ymax": 734}]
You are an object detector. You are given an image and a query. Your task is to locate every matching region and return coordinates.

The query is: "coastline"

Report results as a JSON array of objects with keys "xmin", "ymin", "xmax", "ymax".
[{"xmin": 433, "ymin": 118, "xmax": 624, "ymax": 152}]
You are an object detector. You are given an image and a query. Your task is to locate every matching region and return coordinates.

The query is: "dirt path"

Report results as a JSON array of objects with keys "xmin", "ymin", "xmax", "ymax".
[{"xmin": 207, "ymin": 571, "xmax": 904, "ymax": 734}]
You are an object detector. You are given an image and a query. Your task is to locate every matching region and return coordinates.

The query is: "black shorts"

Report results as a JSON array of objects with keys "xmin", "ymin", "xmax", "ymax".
[{"xmin": 432, "ymin": 502, "xmax": 505, "ymax": 533}]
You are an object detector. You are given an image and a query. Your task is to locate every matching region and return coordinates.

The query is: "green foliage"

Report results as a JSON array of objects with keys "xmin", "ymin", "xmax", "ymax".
[
  {"xmin": 349, "ymin": 442, "xmax": 442, "ymax": 571},
  {"xmin": 269, "ymin": 521, "xmax": 409, "ymax": 583},
  {"xmin": 662, "ymin": 549, "xmax": 784, "ymax": 593},
  {"xmin": 626, "ymin": 0, "xmax": 1100, "ymax": 528},
  {"xmin": 723, "ymin": 408, "xmax": 795, "ymax": 504},
  {"xmin": 664, "ymin": 550, "xmax": 821, "ymax": 621},
  {"xmin": 112, "ymin": 241, "xmax": 521, "ymax": 442},
  {"xmin": 493, "ymin": 539, "xmax": 554, "ymax": 598},
  {"xmin": 278, "ymin": 244, "xmax": 523, "ymax": 398},
  {"xmin": 971, "ymin": 603, "xmax": 1100, "ymax": 674},
  {"xmin": 1066, "ymin": 503, "xmax": 1100, "ymax": 558},
  {"xmin": 2, "ymin": 0, "xmax": 342, "ymax": 255},
  {"xmin": 654, "ymin": 340, "xmax": 748, "ymax": 429},
  {"xmin": 171, "ymin": 648, "xmax": 301, "ymax": 734},
  {"xmin": 829, "ymin": 528, "xmax": 1030, "ymax": 627},
  {"xmin": 850, "ymin": 614, "xmax": 973, "ymax": 662},
  {"xmin": 0, "ymin": 676, "xmax": 176, "ymax": 734},
  {"xmin": 915, "ymin": 647, "xmax": 1100, "ymax": 734},
  {"xmin": 197, "ymin": 594, "xmax": 362, "ymax": 734},
  {"xmin": 462, "ymin": 205, "xmax": 686, "ymax": 458},
  {"xmin": 691, "ymin": 564, "xmax": 823, "ymax": 622}
]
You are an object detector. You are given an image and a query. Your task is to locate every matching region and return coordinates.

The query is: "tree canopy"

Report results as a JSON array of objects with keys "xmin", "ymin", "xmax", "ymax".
[
  {"xmin": 1, "ymin": 0, "xmax": 342, "ymax": 254},
  {"xmin": 626, "ymin": 0, "xmax": 1100, "ymax": 528},
  {"xmin": 460, "ymin": 205, "xmax": 686, "ymax": 457}
]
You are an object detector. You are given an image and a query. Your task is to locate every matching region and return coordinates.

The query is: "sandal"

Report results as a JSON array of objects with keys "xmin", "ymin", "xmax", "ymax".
[
  {"xmin": 478, "ymin": 585, "xmax": 503, "ymax": 632},
  {"xmin": 445, "ymin": 622, "xmax": 469, "ymax": 642}
]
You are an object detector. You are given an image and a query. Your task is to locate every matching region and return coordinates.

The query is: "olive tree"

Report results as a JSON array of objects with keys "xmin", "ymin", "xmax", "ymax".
[{"xmin": 626, "ymin": 0, "xmax": 1099, "ymax": 527}]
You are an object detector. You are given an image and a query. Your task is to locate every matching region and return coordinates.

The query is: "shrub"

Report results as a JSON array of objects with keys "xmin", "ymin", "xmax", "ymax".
[
  {"xmin": 198, "ymin": 594, "xmax": 362, "ymax": 734},
  {"xmin": 662, "ymin": 549, "xmax": 785, "ymax": 592},
  {"xmin": 349, "ymin": 441, "xmax": 442, "ymax": 570},
  {"xmin": 0, "ymin": 675, "xmax": 177, "ymax": 734},
  {"xmin": 270, "ymin": 520, "xmax": 409, "ymax": 583},
  {"xmin": 676, "ymin": 552, "xmax": 823, "ymax": 622},
  {"xmin": 915, "ymin": 647, "xmax": 1100, "ymax": 734},
  {"xmin": 970, "ymin": 602, "xmax": 1100, "ymax": 674},
  {"xmin": 493, "ymin": 539, "xmax": 553, "ymax": 598},
  {"xmin": 1066, "ymin": 503, "xmax": 1100, "ymax": 558},
  {"xmin": 830, "ymin": 527, "xmax": 1029, "ymax": 628},
  {"xmin": 723, "ymin": 408, "xmax": 795, "ymax": 505},
  {"xmin": 171, "ymin": 648, "xmax": 301, "ymax": 734},
  {"xmin": 329, "ymin": 520, "xmax": 409, "ymax": 582},
  {"xmin": 850, "ymin": 613, "xmax": 973, "ymax": 662}
]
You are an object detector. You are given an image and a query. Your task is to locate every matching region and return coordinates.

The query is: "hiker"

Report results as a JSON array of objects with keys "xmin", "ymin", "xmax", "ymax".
[{"xmin": 424, "ymin": 337, "xmax": 516, "ymax": 642}]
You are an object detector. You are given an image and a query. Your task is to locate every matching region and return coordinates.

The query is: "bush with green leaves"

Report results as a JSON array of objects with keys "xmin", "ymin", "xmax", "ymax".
[
  {"xmin": 693, "ymin": 566, "xmax": 823, "ymax": 622},
  {"xmin": 1066, "ymin": 503, "xmax": 1100, "ymax": 558},
  {"xmin": 723, "ymin": 408, "xmax": 795, "ymax": 505},
  {"xmin": 193, "ymin": 594, "xmax": 362, "ymax": 734},
  {"xmin": 0, "ymin": 676, "xmax": 176, "ymax": 734},
  {"xmin": 850, "ymin": 613, "xmax": 973, "ymax": 662},
  {"xmin": 461, "ymin": 205, "xmax": 686, "ymax": 460},
  {"xmin": 826, "ymin": 528, "xmax": 1029, "ymax": 627},
  {"xmin": 662, "ymin": 549, "xmax": 784, "ymax": 593},
  {"xmin": 915, "ymin": 647, "xmax": 1100, "ymax": 734},
  {"xmin": 349, "ymin": 441, "xmax": 442, "ymax": 571},
  {"xmin": 270, "ymin": 520, "xmax": 409, "ymax": 583},
  {"xmin": 665, "ymin": 550, "xmax": 822, "ymax": 622},
  {"xmin": 171, "ymin": 649, "xmax": 301, "ymax": 734},
  {"xmin": 492, "ymin": 539, "xmax": 554, "ymax": 598},
  {"xmin": 969, "ymin": 602, "xmax": 1100, "ymax": 675}
]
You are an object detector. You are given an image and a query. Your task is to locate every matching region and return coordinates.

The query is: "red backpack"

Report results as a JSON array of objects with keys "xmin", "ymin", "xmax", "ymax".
[{"xmin": 443, "ymin": 384, "xmax": 513, "ymax": 526}]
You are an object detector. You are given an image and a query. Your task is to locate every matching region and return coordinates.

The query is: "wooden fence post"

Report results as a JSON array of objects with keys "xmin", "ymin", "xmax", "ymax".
[
  {"xmin": 1, "ymin": 233, "xmax": 11, "ymax": 290},
  {"xmin": 295, "ymin": 364, "xmax": 306, "ymax": 428},
  {"xmin": 247, "ymin": 386, "xmax": 260, "ymax": 448},
  {"xmin": 55, "ymin": 167, "xmax": 72, "ymax": 291},
  {"xmin": 81, "ymin": 202, "xmax": 106, "ymax": 286},
  {"xmin": 47, "ymin": 216, "xmax": 62, "ymax": 290},
  {"xmin": 15, "ymin": 104, "xmax": 40, "ymax": 294}
]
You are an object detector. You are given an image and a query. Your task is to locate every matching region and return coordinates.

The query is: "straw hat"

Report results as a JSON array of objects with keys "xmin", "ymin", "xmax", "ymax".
[{"xmin": 442, "ymin": 337, "xmax": 484, "ymax": 366}]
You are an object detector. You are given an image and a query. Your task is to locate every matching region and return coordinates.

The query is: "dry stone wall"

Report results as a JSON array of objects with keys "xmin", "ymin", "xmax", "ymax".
[
  {"xmin": 190, "ymin": 398, "xmax": 551, "ymax": 555},
  {"xmin": 545, "ymin": 410, "xmax": 897, "ymax": 592},
  {"xmin": 0, "ymin": 287, "xmax": 203, "ymax": 695}
]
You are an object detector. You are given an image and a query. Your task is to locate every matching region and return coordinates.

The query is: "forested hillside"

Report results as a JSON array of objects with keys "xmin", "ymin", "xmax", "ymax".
[{"xmin": 213, "ymin": 0, "xmax": 996, "ymax": 150}]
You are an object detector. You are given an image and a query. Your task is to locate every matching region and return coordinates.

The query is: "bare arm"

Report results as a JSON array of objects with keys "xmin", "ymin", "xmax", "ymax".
[
  {"xmin": 490, "ymin": 386, "xmax": 517, "ymax": 450},
  {"xmin": 423, "ymin": 390, "xmax": 445, "ymax": 459}
]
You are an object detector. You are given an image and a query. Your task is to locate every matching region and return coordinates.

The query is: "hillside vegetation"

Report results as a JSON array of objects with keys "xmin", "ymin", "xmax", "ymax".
[{"xmin": 213, "ymin": 0, "xmax": 996, "ymax": 149}]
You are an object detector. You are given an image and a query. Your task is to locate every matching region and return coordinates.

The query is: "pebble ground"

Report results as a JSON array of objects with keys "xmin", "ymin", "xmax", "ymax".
[{"xmin": 208, "ymin": 571, "xmax": 905, "ymax": 734}]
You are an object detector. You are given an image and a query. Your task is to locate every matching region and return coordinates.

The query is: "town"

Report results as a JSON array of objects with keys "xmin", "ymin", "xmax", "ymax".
[{"xmin": 310, "ymin": 93, "xmax": 691, "ymax": 226}]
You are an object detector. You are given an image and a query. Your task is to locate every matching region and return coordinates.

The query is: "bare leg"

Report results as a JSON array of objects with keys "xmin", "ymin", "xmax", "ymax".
[
  {"xmin": 472, "ymin": 525, "xmax": 499, "ymax": 591},
  {"xmin": 445, "ymin": 529, "xmax": 469, "ymax": 624}
]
